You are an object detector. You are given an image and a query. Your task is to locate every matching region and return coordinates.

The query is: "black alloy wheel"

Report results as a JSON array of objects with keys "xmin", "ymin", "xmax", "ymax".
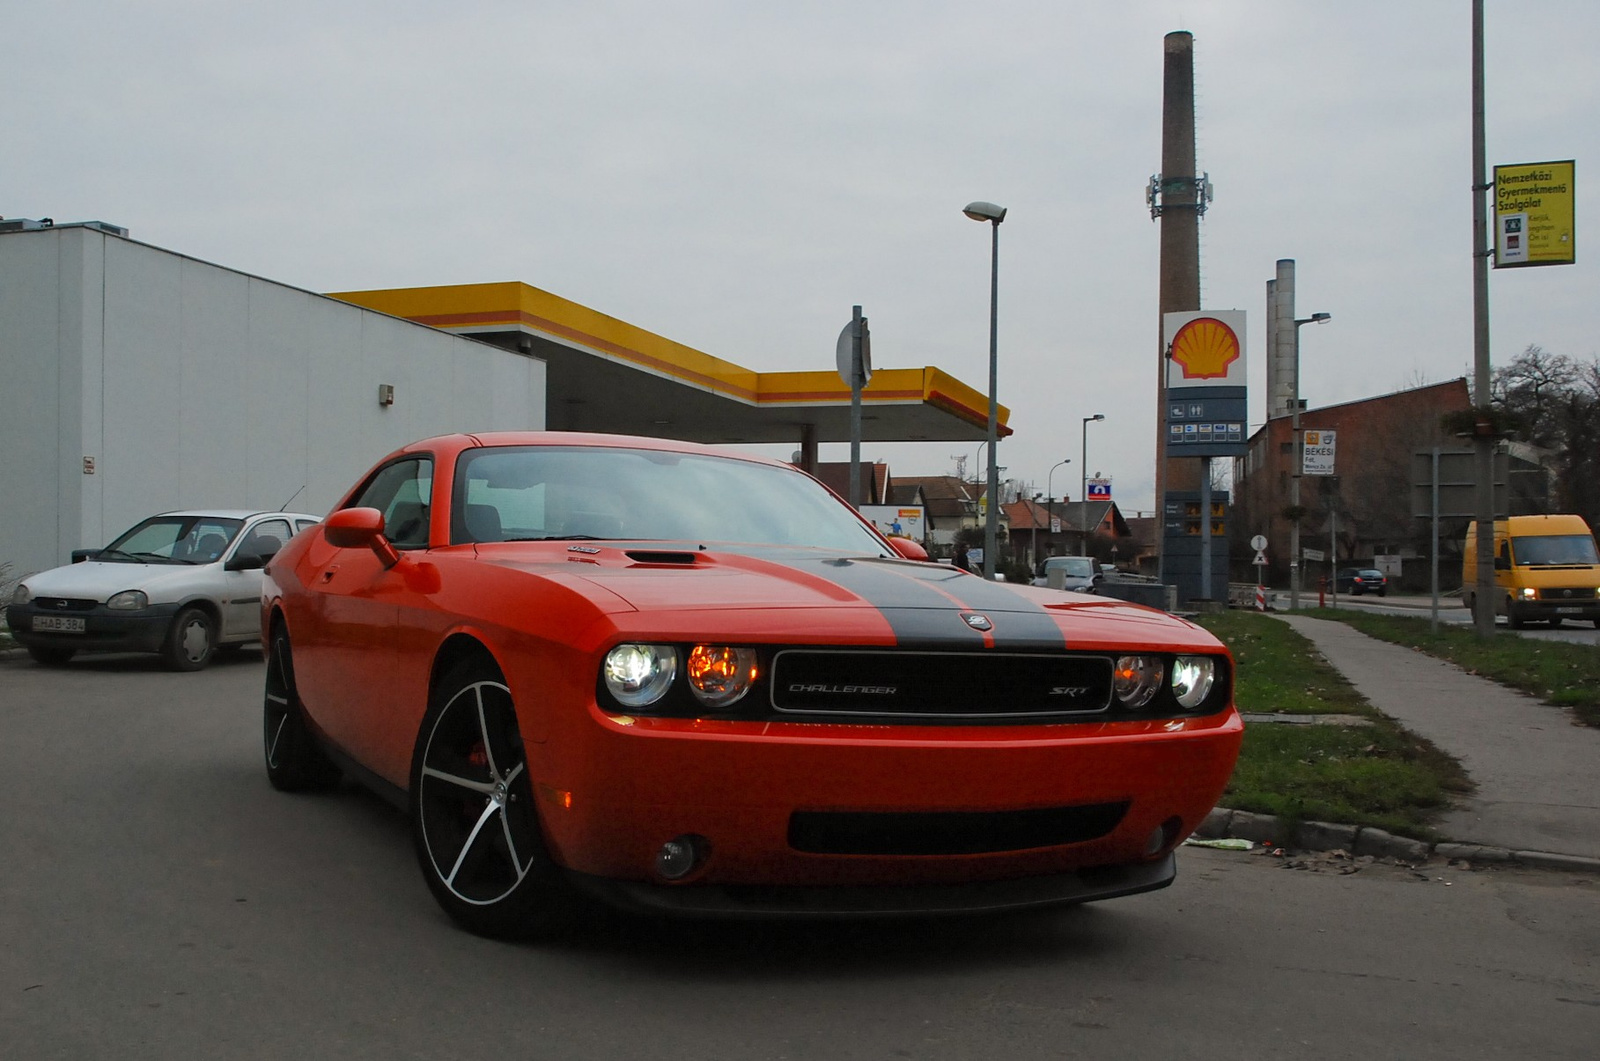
[
  {"xmin": 263, "ymin": 630, "xmax": 342, "ymax": 792},
  {"xmin": 411, "ymin": 657, "xmax": 577, "ymax": 939},
  {"xmin": 164, "ymin": 606, "xmax": 216, "ymax": 671}
]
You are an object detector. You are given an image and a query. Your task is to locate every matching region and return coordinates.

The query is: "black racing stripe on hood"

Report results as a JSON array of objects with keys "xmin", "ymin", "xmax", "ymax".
[{"xmin": 745, "ymin": 551, "xmax": 1067, "ymax": 649}]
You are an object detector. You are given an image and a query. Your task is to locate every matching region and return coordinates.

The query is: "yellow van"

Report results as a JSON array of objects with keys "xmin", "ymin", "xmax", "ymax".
[{"xmin": 1462, "ymin": 514, "xmax": 1600, "ymax": 628}]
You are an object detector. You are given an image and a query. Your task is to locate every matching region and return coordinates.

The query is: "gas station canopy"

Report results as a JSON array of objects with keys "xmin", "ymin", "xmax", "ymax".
[{"xmin": 330, "ymin": 282, "xmax": 1009, "ymax": 446}]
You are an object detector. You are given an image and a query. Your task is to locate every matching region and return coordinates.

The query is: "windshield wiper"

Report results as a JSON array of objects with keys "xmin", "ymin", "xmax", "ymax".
[
  {"xmin": 503, "ymin": 534, "xmax": 608, "ymax": 542},
  {"xmin": 94, "ymin": 548, "xmax": 146, "ymax": 563}
]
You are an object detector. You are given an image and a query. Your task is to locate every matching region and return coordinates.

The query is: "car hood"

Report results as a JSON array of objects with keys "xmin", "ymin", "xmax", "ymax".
[
  {"xmin": 479, "ymin": 544, "xmax": 1212, "ymax": 651},
  {"xmin": 21, "ymin": 560, "xmax": 221, "ymax": 602}
]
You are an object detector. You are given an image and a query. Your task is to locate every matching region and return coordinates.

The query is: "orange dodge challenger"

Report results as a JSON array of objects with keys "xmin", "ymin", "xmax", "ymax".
[{"xmin": 261, "ymin": 432, "xmax": 1242, "ymax": 938}]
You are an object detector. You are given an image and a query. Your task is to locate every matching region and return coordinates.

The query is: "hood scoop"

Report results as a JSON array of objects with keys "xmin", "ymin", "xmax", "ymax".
[{"xmin": 625, "ymin": 549, "xmax": 700, "ymax": 566}]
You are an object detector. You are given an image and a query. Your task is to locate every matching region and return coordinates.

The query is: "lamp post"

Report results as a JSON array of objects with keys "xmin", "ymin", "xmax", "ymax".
[
  {"xmin": 1080, "ymin": 414, "xmax": 1104, "ymax": 555},
  {"xmin": 965, "ymin": 200, "xmax": 1007, "ymax": 579},
  {"xmin": 1289, "ymin": 312, "xmax": 1331, "ymax": 610},
  {"xmin": 1046, "ymin": 457, "xmax": 1071, "ymax": 557}
]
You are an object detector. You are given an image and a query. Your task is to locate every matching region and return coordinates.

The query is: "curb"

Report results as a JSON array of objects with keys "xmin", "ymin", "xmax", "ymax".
[{"xmin": 1196, "ymin": 807, "xmax": 1600, "ymax": 875}]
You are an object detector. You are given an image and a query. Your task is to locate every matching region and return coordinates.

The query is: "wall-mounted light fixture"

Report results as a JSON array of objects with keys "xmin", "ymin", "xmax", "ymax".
[{"xmin": 378, "ymin": 384, "xmax": 395, "ymax": 407}]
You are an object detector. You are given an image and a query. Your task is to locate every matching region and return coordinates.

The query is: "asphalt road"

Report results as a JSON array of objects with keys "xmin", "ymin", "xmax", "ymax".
[{"xmin": 2, "ymin": 652, "xmax": 1597, "ymax": 1060}]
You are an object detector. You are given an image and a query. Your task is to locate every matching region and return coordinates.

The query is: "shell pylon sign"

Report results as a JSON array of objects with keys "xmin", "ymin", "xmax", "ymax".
[
  {"xmin": 1165, "ymin": 311, "xmax": 1245, "ymax": 387},
  {"xmin": 1169, "ymin": 316, "xmax": 1241, "ymax": 380},
  {"xmin": 1164, "ymin": 309, "xmax": 1247, "ymax": 456}
]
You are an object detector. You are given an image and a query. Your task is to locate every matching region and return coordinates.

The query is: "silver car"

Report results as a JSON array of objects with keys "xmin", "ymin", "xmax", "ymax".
[
  {"xmin": 6, "ymin": 510, "xmax": 320, "ymax": 670},
  {"xmin": 1033, "ymin": 555, "xmax": 1103, "ymax": 593}
]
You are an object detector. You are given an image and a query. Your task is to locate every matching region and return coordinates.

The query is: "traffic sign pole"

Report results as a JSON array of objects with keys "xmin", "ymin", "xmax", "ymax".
[{"xmin": 1250, "ymin": 535, "xmax": 1268, "ymax": 611}]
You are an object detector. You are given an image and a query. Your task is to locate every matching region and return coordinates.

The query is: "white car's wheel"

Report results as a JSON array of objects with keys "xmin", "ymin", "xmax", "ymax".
[{"xmin": 163, "ymin": 606, "xmax": 216, "ymax": 671}]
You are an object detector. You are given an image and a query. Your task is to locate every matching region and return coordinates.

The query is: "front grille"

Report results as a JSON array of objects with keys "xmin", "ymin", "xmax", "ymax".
[
  {"xmin": 770, "ymin": 650, "xmax": 1113, "ymax": 720},
  {"xmin": 1541, "ymin": 587, "xmax": 1597, "ymax": 600},
  {"xmin": 788, "ymin": 801, "xmax": 1129, "ymax": 855},
  {"xmin": 32, "ymin": 597, "xmax": 98, "ymax": 612}
]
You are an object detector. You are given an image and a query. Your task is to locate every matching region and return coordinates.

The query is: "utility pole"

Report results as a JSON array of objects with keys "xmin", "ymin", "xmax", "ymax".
[{"xmin": 1471, "ymin": 0, "xmax": 1496, "ymax": 638}]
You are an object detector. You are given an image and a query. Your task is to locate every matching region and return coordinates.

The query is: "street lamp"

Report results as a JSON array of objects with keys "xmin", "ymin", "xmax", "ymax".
[
  {"xmin": 1080, "ymin": 414, "xmax": 1104, "ymax": 555},
  {"xmin": 1046, "ymin": 457, "xmax": 1071, "ymax": 556},
  {"xmin": 1289, "ymin": 312, "xmax": 1331, "ymax": 610},
  {"xmin": 965, "ymin": 200, "xmax": 1006, "ymax": 579}
]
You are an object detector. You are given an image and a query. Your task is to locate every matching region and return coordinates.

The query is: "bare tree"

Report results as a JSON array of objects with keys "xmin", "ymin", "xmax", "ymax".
[{"xmin": 1494, "ymin": 345, "xmax": 1600, "ymax": 527}]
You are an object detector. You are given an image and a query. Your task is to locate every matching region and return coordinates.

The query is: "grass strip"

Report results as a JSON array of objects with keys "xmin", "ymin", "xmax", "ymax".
[
  {"xmin": 1195, "ymin": 611, "xmax": 1471, "ymax": 841},
  {"xmin": 1306, "ymin": 608, "xmax": 1600, "ymax": 729}
]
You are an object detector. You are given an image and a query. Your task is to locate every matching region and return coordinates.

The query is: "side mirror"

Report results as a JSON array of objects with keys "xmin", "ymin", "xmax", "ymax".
[
  {"xmin": 70, "ymin": 549, "xmax": 97, "ymax": 564},
  {"xmin": 888, "ymin": 537, "xmax": 930, "ymax": 562},
  {"xmin": 1493, "ymin": 555, "xmax": 1508, "ymax": 571},
  {"xmin": 226, "ymin": 551, "xmax": 266, "ymax": 572},
  {"xmin": 324, "ymin": 507, "xmax": 400, "ymax": 569}
]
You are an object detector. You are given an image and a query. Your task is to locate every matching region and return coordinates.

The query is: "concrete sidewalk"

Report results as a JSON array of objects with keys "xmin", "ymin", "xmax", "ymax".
[{"xmin": 1276, "ymin": 613, "xmax": 1600, "ymax": 862}]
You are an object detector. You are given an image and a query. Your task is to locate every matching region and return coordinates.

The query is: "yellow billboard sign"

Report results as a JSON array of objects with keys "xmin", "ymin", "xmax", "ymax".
[{"xmin": 1494, "ymin": 160, "xmax": 1575, "ymax": 267}]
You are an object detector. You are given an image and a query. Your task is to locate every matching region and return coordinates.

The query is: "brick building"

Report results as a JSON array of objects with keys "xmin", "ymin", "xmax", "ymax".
[{"xmin": 1232, "ymin": 379, "xmax": 1472, "ymax": 587}]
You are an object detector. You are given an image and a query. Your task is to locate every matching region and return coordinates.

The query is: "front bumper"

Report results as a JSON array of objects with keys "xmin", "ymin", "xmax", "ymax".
[
  {"xmin": 5, "ymin": 602, "xmax": 179, "ymax": 654},
  {"xmin": 525, "ymin": 705, "xmax": 1243, "ymax": 899},
  {"xmin": 566, "ymin": 852, "xmax": 1177, "ymax": 919},
  {"xmin": 1510, "ymin": 598, "xmax": 1600, "ymax": 620}
]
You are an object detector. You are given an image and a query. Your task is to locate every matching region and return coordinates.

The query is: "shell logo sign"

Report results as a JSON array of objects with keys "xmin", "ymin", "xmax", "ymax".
[
  {"xmin": 1163, "ymin": 310, "xmax": 1247, "ymax": 389},
  {"xmin": 1170, "ymin": 317, "xmax": 1240, "ymax": 380}
]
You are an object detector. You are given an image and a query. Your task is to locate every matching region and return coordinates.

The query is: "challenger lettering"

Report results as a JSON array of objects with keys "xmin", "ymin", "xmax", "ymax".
[{"xmin": 789, "ymin": 684, "xmax": 898, "ymax": 695}]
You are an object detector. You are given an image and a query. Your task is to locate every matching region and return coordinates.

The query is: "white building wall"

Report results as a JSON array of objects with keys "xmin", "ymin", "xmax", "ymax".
[{"xmin": 0, "ymin": 226, "xmax": 546, "ymax": 579}]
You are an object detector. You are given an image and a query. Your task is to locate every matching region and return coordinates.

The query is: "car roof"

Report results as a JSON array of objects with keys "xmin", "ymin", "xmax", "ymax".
[
  {"xmin": 391, "ymin": 431, "xmax": 795, "ymax": 471},
  {"xmin": 149, "ymin": 510, "xmax": 322, "ymax": 521}
]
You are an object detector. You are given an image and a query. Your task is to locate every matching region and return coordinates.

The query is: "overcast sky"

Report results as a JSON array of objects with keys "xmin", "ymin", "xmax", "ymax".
[{"xmin": 7, "ymin": 1, "xmax": 1595, "ymax": 512}]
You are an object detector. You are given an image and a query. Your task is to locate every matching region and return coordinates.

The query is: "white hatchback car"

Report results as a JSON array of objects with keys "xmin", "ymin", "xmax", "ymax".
[{"xmin": 6, "ymin": 510, "xmax": 320, "ymax": 670}]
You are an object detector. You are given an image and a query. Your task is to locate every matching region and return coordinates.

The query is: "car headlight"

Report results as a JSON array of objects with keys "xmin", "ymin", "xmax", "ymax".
[
  {"xmin": 107, "ymin": 590, "xmax": 149, "ymax": 611},
  {"xmin": 686, "ymin": 645, "xmax": 758, "ymax": 707},
  {"xmin": 603, "ymin": 643, "xmax": 678, "ymax": 708},
  {"xmin": 10, "ymin": 584, "xmax": 31, "ymax": 605},
  {"xmin": 1113, "ymin": 655, "xmax": 1164, "ymax": 708},
  {"xmin": 1171, "ymin": 656, "xmax": 1216, "ymax": 709},
  {"xmin": 1520, "ymin": 587, "xmax": 1537, "ymax": 600}
]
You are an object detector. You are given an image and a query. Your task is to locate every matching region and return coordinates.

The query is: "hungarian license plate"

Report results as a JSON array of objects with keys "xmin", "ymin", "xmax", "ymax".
[{"xmin": 32, "ymin": 615, "xmax": 86, "ymax": 633}]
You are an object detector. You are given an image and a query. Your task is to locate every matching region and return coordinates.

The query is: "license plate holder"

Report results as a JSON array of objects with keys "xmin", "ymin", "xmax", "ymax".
[{"xmin": 32, "ymin": 615, "xmax": 86, "ymax": 633}]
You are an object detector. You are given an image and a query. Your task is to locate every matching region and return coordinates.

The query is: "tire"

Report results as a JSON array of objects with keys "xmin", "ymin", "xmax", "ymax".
[
  {"xmin": 1507, "ymin": 598, "xmax": 1525, "ymax": 629},
  {"xmin": 1376, "ymin": 588, "xmax": 1387, "ymax": 597},
  {"xmin": 163, "ymin": 606, "xmax": 216, "ymax": 671},
  {"xmin": 1548, "ymin": 617, "xmax": 1564, "ymax": 628},
  {"xmin": 410, "ymin": 657, "xmax": 577, "ymax": 940},
  {"xmin": 263, "ymin": 630, "xmax": 341, "ymax": 792},
  {"xmin": 26, "ymin": 645, "xmax": 76, "ymax": 667}
]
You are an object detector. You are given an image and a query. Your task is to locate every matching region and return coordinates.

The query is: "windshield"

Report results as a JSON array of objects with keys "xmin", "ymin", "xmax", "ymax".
[
  {"xmin": 1045, "ymin": 557, "xmax": 1096, "ymax": 577},
  {"xmin": 452, "ymin": 446, "xmax": 891, "ymax": 553},
  {"xmin": 1511, "ymin": 534, "xmax": 1600, "ymax": 566},
  {"xmin": 104, "ymin": 516, "xmax": 244, "ymax": 564}
]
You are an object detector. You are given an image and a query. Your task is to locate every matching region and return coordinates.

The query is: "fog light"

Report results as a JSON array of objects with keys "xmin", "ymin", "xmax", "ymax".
[
  {"xmin": 655, "ymin": 835, "xmax": 706, "ymax": 881},
  {"xmin": 1145, "ymin": 816, "xmax": 1184, "ymax": 857}
]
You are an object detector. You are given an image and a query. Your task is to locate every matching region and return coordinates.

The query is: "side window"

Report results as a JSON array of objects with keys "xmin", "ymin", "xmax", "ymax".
[
  {"xmin": 294, "ymin": 518, "xmax": 319, "ymax": 535},
  {"xmin": 238, "ymin": 518, "xmax": 292, "ymax": 561},
  {"xmin": 349, "ymin": 457, "xmax": 435, "ymax": 549}
]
